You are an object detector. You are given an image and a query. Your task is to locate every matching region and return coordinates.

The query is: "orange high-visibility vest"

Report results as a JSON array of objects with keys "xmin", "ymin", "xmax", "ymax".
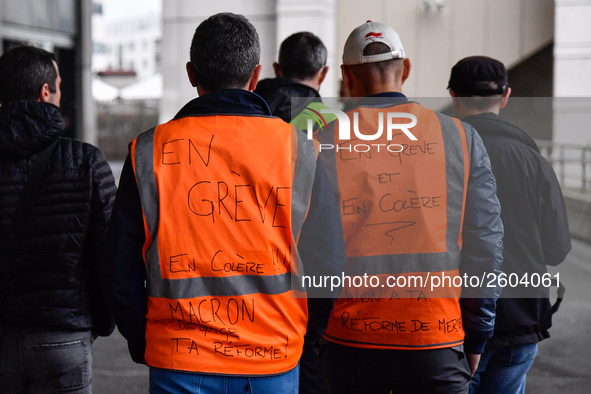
[
  {"xmin": 130, "ymin": 114, "xmax": 318, "ymax": 375},
  {"xmin": 317, "ymin": 102, "xmax": 470, "ymax": 350}
]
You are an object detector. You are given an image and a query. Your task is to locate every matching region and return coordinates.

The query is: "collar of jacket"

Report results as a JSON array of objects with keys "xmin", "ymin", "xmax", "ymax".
[
  {"xmin": 0, "ymin": 100, "xmax": 63, "ymax": 159},
  {"xmin": 255, "ymin": 77, "xmax": 321, "ymax": 100},
  {"xmin": 174, "ymin": 89, "xmax": 273, "ymax": 119},
  {"xmin": 254, "ymin": 77, "xmax": 321, "ymax": 123},
  {"xmin": 462, "ymin": 112, "xmax": 540, "ymax": 153},
  {"xmin": 345, "ymin": 92, "xmax": 408, "ymax": 112}
]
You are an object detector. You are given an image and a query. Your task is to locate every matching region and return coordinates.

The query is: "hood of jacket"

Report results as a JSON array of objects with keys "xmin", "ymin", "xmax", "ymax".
[
  {"xmin": 0, "ymin": 100, "xmax": 64, "ymax": 159},
  {"xmin": 254, "ymin": 77, "xmax": 321, "ymax": 122}
]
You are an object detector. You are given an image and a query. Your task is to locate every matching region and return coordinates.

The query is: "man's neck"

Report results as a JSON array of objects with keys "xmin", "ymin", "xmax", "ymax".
[
  {"xmin": 457, "ymin": 106, "xmax": 500, "ymax": 119},
  {"xmin": 351, "ymin": 80, "xmax": 403, "ymax": 97},
  {"xmin": 293, "ymin": 78, "xmax": 320, "ymax": 92}
]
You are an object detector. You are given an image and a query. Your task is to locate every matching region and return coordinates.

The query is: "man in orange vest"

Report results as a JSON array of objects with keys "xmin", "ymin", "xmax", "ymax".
[
  {"xmin": 108, "ymin": 13, "xmax": 346, "ymax": 393},
  {"xmin": 316, "ymin": 21, "xmax": 504, "ymax": 393}
]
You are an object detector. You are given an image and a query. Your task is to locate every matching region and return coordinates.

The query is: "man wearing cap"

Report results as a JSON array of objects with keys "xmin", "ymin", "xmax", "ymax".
[
  {"xmin": 316, "ymin": 21, "xmax": 504, "ymax": 393},
  {"xmin": 448, "ymin": 56, "xmax": 571, "ymax": 394}
]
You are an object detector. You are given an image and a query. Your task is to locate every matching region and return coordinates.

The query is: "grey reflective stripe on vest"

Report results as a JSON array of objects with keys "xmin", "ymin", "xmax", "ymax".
[
  {"xmin": 346, "ymin": 250, "xmax": 462, "ymax": 276},
  {"xmin": 291, "ymin": 129, "xmax": 317, "ymax": 238},
  {"xmin": 436, "ymin": 112, "xmax": 465, "ymax": 260},
  {"xmin": 153, "ymin": 272, "xmax": 292, "ymax": 298},
  {"xmin": 134, "ymin": 128, "xmax": 158, "ymax": 237},
  {"xmin": 133, "ymin": 127, "xmax": 167, "ymax": 298},
  {"xmin": 132, "ymin": 127, "xmax": 164, "ymax": 295},
  {"xmin": 326, "ymin": 109, "xmax": 467, "ymax": 275},
  {"xmin": 133, "ymin": 123, "xmax": 316, "ymax": 299},
  {"xmin": 291, "ymin": 129, "xmax": 318, "ymax": 289},
  {"xmin": 316, "ymin": 126, "xmax": 341, "ymax": 205}
]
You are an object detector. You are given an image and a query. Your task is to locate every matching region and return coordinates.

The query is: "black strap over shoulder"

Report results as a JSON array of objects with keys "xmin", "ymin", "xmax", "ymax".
[
  {"xmin": 551, "ymin": 280, "xmax": 566, "ymax": 315},
  {"xmin": 1, "ymin": 139, "xmax": 59, "ymax": 263}
]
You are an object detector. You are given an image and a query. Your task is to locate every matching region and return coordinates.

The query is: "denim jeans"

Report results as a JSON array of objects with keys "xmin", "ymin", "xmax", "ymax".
[
  {"xmin": 299, "ymin": 342, "xmax": 324, "ymax": 393},
  {"xmin": 0, "ymin": 327, "xmax": 92, "ymax": 393},
  {"xmin": 319, "ymin": 341, "xmax": 471, "ymax": 394},
  {"xmin": 469, "ymin": 342, "xmax": 538, "ymax": 394},
  {"xmin": 149, "ymin": 364, "xmax": 299, "ymax": 394}
]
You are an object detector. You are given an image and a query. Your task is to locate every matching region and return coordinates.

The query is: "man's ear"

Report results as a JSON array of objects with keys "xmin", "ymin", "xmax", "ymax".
[
  {"xmin": 186, "ymin": 62, "xmax": 198, "ymax": 87},
  {"xmin": 500, "ymin": 87, "xmax": 511, "ymax": 109},
  {"xmin": 38, "ymin": 83, "xmax": 52, "ymax": 103},
  {"xmin": 449, "ymin": 89, "xmax": 461, "ymax": 109},
  {"xmin": 401, "ymin": 58, "xmax": 412, "ymax": 85},
  {"xmin": 317, "ymin": 66, "xmax": 329, "ymax": 86},
  {"xmin": 247, "ymin": 64, "xmax": 263, "ymax": 92},
  {"xmin": 273, "ymin": 62, "xmax": 282, "ymax": 77},
  {"xmin": 341, "ymin": 65, "xmax": 353, "ymax": 94}
]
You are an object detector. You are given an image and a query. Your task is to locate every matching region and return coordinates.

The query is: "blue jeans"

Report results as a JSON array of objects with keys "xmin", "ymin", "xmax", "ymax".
[
  {"xmin": 0, "ymin": 327, "xmax": 92, "ymax": 393},
  {"xmin": 149, "ymin": 364, "xmax": 299, "ymax": 394},
  {"xmin": 469, "ymin": 342, "xmax": 538, "ymax": 394}
]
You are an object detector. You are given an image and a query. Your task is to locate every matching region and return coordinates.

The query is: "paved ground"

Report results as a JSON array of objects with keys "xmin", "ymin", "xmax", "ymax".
[
  {"xmin": 92, "ymin": 238, "xmax": 591, "ymax": 393},
  {"xmin": 92, "ymin": 330, "xmax": 149, "ymax": 393},
  {"xmin": 525, "ymin": 238, "xmax": 591, "ymax": 393}
]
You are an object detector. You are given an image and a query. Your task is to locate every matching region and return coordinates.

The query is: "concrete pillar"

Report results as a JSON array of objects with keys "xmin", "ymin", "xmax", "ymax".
[
  {"xmin": 554, "ymin": 0, "xmax": 591, "ymax": 146},
  {"xmin": 79, "ymin": 0, "xmax": 97, "ymax": 145},
  {"xmin": 160, "ymin": 0, "xmax": 338, "ymax": 122},
  {"xmin": 160, "ymin": 0, "xmax": 279, "ymax": 122},
  {"xmin": 276, "ymin": 0, "xmax": 338, "ymax": 97}
]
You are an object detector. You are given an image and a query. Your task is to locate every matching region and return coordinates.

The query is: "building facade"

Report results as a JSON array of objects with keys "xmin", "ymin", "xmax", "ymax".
[
  {"xmin": 0, "ymin": 0, "xmax": 96, "ymax": 144},
  {"xmin": 160, "ymin": 0, "xmax": 557, "ymax": 122},
  {"xmin": 92, "ymin": 0, "xmax": 162, "ymax": 81}
]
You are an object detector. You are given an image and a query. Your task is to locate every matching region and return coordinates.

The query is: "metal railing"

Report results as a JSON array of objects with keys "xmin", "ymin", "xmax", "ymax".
[
  {"xmin": 97, "ymin": 99, "xmax": 159, "ymax": 161},
  {"xmin": 536, "ymin": 140, "xmax": 591, "ymax": 193}
]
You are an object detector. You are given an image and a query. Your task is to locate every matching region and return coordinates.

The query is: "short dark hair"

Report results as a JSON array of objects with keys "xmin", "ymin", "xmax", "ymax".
[
  {"xmin": 0, "ymin": 45, "xmax": 57, "ymax": 105},
  {"xmin": 347, "ymin": 42, "xmax": 403, "ymax": 79},
  {"xmin": 189, "ymin": 13, "xmax": 260, "ymax": 92},
  {"xmin": 278, "ymin": 32, "xmax": 327, "ymax": 80},
  {"xmin": 454, "ymin": 95, "xmax": 504, "ymax": 111}
]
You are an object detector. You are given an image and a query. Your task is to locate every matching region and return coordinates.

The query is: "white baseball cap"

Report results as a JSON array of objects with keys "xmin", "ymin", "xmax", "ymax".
[{"xmin": 342, "ymin": 20, "xmax": 406, "ymax": 65}]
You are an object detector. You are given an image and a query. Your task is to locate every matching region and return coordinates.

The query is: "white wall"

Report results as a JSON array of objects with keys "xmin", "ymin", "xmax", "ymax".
[
  {"xmin": 161, "ymin": 0, "xmax": 336, "ymax": 122},
  {"xmin": 553, "ymin": 0, "xmax": 591, "ymax": 146},
  {"xmin": 161, "ymin": 0, "xmax": 555, "ymax": 120},
  {"xmin": 336, "ymin": 0, "xmax": 554, "ymax": 98},
  {"xmin": 161, "ymin": 0, "xmax": 279, "ymax": 122},
  {"xmin": 554, "ymin": 0, "xmax": 591, "ymax": 97},
  {"xmin": 276, "ymin": 0, "xmax": 337, "ymax": 98}
]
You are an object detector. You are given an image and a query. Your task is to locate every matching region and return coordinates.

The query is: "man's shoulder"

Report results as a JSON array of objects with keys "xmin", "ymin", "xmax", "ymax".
[
  {"xmin": 254, "ymin": 77, "xmax": 296, "ymax": 91},
  {"xmin": 461, "ymin": 116, "xmax": 554, "ymax": 179},
  {"xmin": 418, "ymin": 106, "xmax": 478, "ymax": 137},
  {"xmin": 55, "ymin": 136, "xmax": 96, "ymax": 152},
  {"xmin": 463, "ymin": 114, "xmax": 526, "ymax": 140}
]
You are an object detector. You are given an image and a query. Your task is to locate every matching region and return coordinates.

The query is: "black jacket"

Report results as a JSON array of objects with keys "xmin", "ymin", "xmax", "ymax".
[
  {"xmin": 0, "ymin": 101, "xmax": 116, "ymax": 336},
  {"xmin": 254, "ymin": 77, "xmax": 321, "ymax": 122},
  {"xmin": 462, "ymin": 113, "xmax": 571, "ymax": 346}
]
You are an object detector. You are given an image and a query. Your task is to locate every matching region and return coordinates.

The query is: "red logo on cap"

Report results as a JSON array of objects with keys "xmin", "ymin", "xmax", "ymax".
[{"xmin": 365, "ymin": 32, "xmax": 383, "ymax": 40}]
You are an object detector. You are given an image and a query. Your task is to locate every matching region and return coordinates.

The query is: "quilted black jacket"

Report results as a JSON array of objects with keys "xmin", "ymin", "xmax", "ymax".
[{"xmin": 0, "ymin": 100, "xmax": 116, "ymax": 335}]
